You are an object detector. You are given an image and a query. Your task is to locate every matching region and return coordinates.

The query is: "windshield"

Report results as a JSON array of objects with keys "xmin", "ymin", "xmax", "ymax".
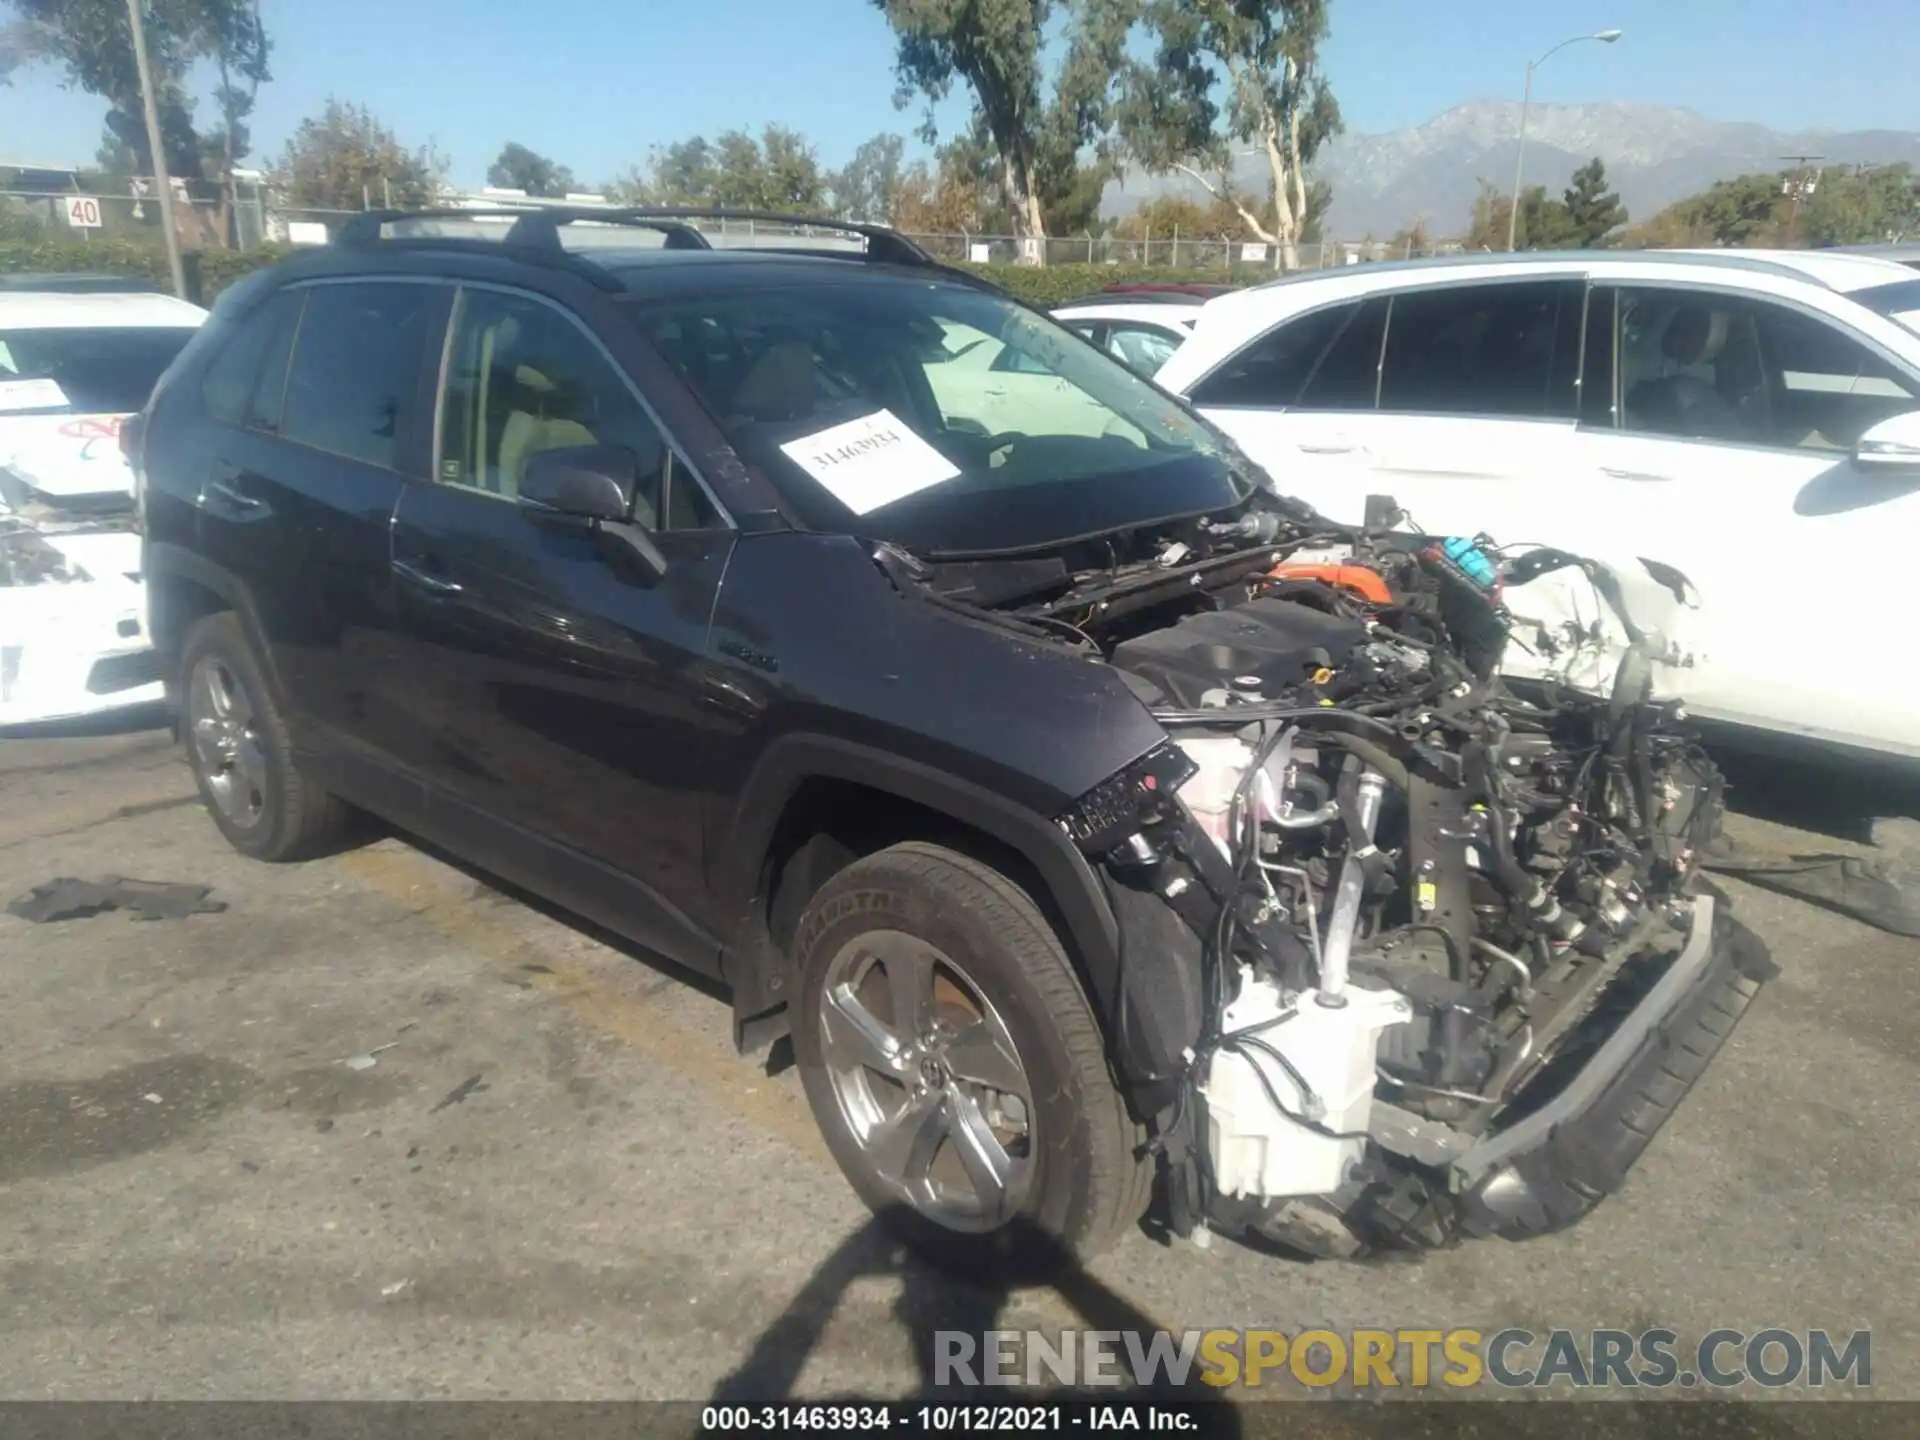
[
  {"xmin": 0, "ymin": 326, "xmax": 198, "ymax": 416},
  {"xmin": 631, "ymin": 280, "xmax": 1252, "ymax": 553}
]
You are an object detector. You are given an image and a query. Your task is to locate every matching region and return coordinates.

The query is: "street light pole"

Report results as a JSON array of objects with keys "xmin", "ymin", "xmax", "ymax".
[
  {"xmin": 126, "ymin": 0, "xmax": 188, "ymax": 300},
  {"xmin": 1507, "ymin": 28, "xmax": 1623, "ymax": 252}
]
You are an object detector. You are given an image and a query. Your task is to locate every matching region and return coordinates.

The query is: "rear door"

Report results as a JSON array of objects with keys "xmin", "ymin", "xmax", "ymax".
[
  {"xmin": 1576, "ymin": 281, "xmax": 1920, "ymax": 756},
  {"xmin": 1187, "ymin": 295, "xmax": 1390, "ymax": 514},
  {"xmin": 386, "ymin": 283, "xmax": 735, "ymax": 968},
  {"xmin": 1359, "ymin": 278, "xmax": 1588, "ymax": 536},
  {"xmin": 195, "ymin": 278, "xmax": 446, "ymax": 756}
]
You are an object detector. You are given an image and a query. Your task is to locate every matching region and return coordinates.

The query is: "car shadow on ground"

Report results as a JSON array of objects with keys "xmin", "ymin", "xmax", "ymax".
[
  {"xmin": 0, "ymin": 700, "xmax": 170, "ymax": 742},
  {"xmin": 704, "ymin": 1214, "xmax": 1838, "ymax": 1438},
  {"xmin": 705, "ymin": 1210, "xmax": 1243, "ymax": 1426},
  {"xmin": 1705, "ymin": 724, "xmax": 1920, "ymax": 846}
]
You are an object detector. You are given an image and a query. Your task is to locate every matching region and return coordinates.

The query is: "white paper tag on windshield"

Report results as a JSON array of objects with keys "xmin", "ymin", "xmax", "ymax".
[
  {"xmin": 0, "ymin": 377, "xmax": 70, "ymax": 412},
  {"xmin": 778, "ymin": 409, "xmax": 960, "ymax": 515}
]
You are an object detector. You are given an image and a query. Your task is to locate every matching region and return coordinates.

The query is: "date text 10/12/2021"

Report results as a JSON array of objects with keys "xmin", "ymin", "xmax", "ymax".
[{"xmin": 703, "ymin": 1406, "xmax": 1198, "ymax": 1433}]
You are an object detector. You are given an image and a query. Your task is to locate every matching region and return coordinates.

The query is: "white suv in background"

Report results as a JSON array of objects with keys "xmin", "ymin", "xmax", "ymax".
[{"xmin": 1156, "ymin": 250, "xmax": 1920, "ymax": 764}]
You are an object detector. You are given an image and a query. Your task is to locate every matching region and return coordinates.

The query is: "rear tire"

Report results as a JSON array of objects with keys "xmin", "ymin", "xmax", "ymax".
[
  {"xmin": 177, "ymin": 612, "xmax": 353, "ymax": 861},
  {"xmin": 791, "ymin": 841, "xmax": 1149, "ymax": 1274}
]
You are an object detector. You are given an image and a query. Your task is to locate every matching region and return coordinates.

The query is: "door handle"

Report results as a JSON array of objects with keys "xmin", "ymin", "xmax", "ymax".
[
  {"xmin": 202, "ymin": 479, "xmax": 264, "ymax": 512},
  {"xmin": 1602, "ymin": 467, "xmax": 1672, "ymax": 483},
  {"xmin": 1299, "ymin": 442, "xmax": 1361, "ymax": 455},
  {"xmin": 392, "ymin": 559, "xmax": 465, "ymax": 596}
]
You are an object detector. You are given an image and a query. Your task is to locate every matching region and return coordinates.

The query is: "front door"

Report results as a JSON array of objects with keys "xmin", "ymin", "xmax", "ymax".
[
  {"xmin": 386, "ymin": 284, "xmax": 736, "ymax": 968},
  {"xmin": 1577, "ymin": 283, "xmax": 1920, "ymax": 757}
]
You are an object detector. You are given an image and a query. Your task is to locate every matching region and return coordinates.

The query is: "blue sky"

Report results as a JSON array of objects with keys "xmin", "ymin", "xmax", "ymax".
[{"xmin": 0, "ymin": 0, "xmax": 1911, "ymax": 187}]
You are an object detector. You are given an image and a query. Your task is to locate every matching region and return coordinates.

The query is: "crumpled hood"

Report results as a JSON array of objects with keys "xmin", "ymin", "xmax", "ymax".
[{"xmin": 0, "ymin": 413, "xmax": 135, "ymax": 502}]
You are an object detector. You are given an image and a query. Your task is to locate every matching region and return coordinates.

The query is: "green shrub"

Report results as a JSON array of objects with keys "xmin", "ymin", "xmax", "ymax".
[
  {"xmin": 3, "ymin": 238, "xmax": 1250, "ymax": 311},
  {"xmin": 0, "ymin": 236, "xmax": 286, "ymax": 303},
  {"xmin": 962, "ymin": 262, "xmax": 1259, "ymax": 306}
]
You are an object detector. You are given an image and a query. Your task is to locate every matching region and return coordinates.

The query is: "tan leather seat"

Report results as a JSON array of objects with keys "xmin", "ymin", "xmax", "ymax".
[
  {"xmin": 499, "ymin": 412, "xmax": 597, "ymax": 498},
  {"xmin": 497, "ymin": 362, "xmax": 596, "ymax": 500}
]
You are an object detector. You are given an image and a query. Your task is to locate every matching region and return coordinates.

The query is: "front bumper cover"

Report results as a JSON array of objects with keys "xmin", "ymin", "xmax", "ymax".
[
  {"xmin": 1451, "ymin": 893, "xmax": 1773, "ymax": 1239},
  {"xmin": 0, "ymin": 576, "xmax": 161, "ymax": 726}
]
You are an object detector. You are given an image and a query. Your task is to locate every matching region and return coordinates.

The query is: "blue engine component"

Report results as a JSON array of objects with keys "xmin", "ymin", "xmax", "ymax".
[{"xmin": 1441, "ymin": 537, "xmax": 1499, "ymax": 590}]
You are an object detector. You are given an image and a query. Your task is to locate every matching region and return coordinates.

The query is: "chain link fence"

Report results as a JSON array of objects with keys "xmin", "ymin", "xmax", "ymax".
[
  {"xmin": 906, "ymin": 233, "xmax": 1462, "ymax": 270},
  {"xmin": 5, "ymin": 186, "xmax": 1465, "ymax": 275},
  {"xmin": 1, "ymin": 187, "xmax": 272, "ymax": 250}
]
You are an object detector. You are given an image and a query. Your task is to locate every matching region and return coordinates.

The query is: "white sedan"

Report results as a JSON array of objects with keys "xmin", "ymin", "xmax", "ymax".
[
  {"xmin": 1156, "ymin": 249, "xmax": 1920, "ymax": 765},
  {"xmin": 1051, "ymin": 293, "xmax": 1203, "ymax": 377},
  {"xmin": 1, "ymin": 289, "xmax": 207, "ymax": 725}
]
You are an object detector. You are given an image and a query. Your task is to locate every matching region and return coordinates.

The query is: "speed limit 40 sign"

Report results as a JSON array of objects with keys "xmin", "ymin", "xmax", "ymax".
[{"xmin": 62, "ymin": 195, "xmax": 104, "ymax": 228}]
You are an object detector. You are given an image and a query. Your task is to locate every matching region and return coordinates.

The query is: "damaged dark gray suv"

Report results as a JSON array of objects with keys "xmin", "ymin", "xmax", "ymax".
[{"xmin": 130, "ymin": 208, "xmax": 1770, "ymax": 1267}]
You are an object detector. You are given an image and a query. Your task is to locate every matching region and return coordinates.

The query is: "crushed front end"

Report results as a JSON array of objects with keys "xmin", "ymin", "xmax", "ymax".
[
  {"xmin": 1044, "ymin": 515, "xmax": 1771, "ymax": 1256},
  {"xmin": 0, "ymin": 440, "xmax": 160, "ymax": 725}
]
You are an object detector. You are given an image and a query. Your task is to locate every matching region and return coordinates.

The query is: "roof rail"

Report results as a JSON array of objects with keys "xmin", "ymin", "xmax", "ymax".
[
  {"xmin": 589, "ymin": 206, "xmax": 940, "ymax": 268},
  {"xmin": 1247, "ymin": 247, "xmax": 1868, "ymax": 294},
  {"xmin": 333, "ymin": 207, "xmax": 718, "ymax": 291},
  {"xmin": 334, "ymin": 205, "xmax": 939, "ymax": 273}
]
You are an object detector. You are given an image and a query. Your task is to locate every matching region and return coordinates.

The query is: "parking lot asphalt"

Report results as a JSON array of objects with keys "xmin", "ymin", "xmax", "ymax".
[{"xmin": 0, "ymin": 718, "xmax": 1916, "ymax": 1404}]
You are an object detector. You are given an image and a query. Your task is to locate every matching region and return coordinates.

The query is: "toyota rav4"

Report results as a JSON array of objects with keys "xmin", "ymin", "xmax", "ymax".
[{"xmin": 133, "ymin": 209, "xmax": 1771, "ymax": 1268}]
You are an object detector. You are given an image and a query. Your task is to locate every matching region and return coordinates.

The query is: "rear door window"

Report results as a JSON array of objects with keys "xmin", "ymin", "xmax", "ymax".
[
  {"xmin": 1190, "ymin": 300, "xmax": 1358, "ymax": 408},
  {"xmin": 1297, "ymin": 297, "xmax": 1388, "ymax": 411},
  {"xmin": 280, "ymin": 282, "xmax": 438, "ymax": 471},
  {"xmin": 1377, "ymin": 280, "xmax": 1580, "ymax": 418}
]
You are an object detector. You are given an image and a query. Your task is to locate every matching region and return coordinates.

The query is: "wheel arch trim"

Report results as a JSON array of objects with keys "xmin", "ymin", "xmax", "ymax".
[{"xmin": 718, "ymin": 732, "xmax": 1123, "ymax": 1014}]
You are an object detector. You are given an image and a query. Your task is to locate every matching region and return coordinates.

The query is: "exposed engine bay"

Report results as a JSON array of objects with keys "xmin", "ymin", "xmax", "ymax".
[{"xmin": 900, "ymin": 493, "xmax": 1753, "ymax": 1256}]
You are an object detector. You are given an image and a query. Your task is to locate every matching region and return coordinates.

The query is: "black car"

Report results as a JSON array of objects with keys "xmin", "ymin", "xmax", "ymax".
[{"xmin": 133, "ymin": 208, "xmax": 1768, "ymax": 1269}]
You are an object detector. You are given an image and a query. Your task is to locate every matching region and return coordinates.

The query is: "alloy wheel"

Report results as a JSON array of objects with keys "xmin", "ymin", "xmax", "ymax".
[
  {"xmin": 817, "ymin": 929, "xmax": 1035, "ymax": 1232},
  {"xmin": 187, "ymin": 655, "xmax": 268, "ymax": 830}
]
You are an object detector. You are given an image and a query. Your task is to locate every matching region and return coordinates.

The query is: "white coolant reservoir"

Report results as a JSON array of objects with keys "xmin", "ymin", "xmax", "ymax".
[
  {"xmin": 1175, "ymin": 736, "xmax": 1252, "ymax": 858},
  {"xmin": 1203, "ymin": 970, "xmax": 1410, "ymax": 1201}
]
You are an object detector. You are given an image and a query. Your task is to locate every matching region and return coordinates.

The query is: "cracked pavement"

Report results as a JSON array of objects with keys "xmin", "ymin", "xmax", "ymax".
[{"xmin": 0, "ymin": 718, "xmax": 1915, "ymax": 1403}]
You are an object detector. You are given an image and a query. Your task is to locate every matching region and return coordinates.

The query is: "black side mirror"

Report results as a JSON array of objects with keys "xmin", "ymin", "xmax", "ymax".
[
  {"xmin": 519, "ymin": 444, "xmax": 635, "ymax": 519},
  {"xmin": 518, "ymin": 443, "xmax": 669, "ymax": 580}
]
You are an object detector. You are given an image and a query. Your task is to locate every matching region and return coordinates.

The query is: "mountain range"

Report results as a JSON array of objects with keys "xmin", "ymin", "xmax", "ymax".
[{"xmin": 1101, "ymin": 101, "xmax": 1920, "ymax": 239}]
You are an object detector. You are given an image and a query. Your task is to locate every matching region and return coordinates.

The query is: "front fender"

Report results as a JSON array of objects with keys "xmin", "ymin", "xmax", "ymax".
[
  {"xmin": 718, "ymin": 732, "xmax": 1211, "ymax": 1109},
  {"xmin": 718, "ymin": 731, "xmax": 1120, "ymax": 972}
]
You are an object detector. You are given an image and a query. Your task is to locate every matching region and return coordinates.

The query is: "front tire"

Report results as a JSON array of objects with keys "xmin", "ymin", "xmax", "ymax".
[
  {"xmin": 791, "ymin": 841, "xmax": 1149, "ymax": 1271},
  {"xmin": 177, "ymin": 612, "xmax": 353, "ymax": 861}
]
